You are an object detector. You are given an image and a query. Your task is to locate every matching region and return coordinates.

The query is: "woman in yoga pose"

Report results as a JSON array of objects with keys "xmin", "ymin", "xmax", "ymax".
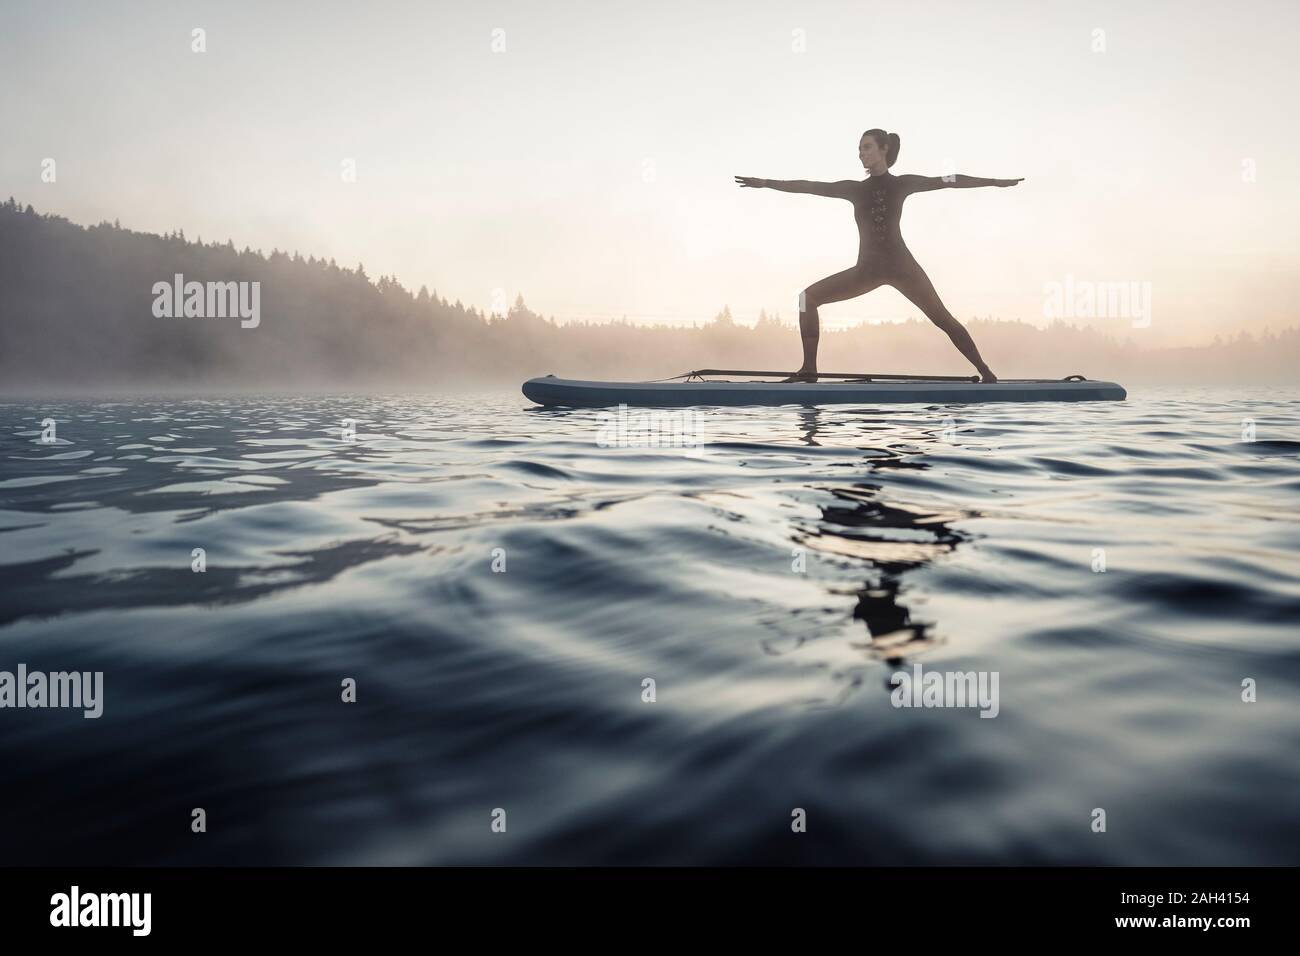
[{"xmin": 736, "ymin": 129, "xmax": 1020, "ymax": 383}]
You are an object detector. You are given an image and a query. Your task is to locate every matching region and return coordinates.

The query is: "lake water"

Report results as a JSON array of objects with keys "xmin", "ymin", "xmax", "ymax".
[{"xmin": 1, "ymin": 387, "xmax": 1298, "ymax": 864}]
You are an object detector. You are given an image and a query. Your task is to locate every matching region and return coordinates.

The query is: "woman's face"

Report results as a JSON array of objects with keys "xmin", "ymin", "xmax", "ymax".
[{"xmin": 859, "ymin": 135, "xmax": 886, "ymax": 170}]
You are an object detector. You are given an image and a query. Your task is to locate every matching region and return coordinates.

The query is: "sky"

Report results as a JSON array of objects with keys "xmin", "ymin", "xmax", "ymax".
[{"xmin": 2, "ymin": 0, "xmax": 1297, "ymax": 346}]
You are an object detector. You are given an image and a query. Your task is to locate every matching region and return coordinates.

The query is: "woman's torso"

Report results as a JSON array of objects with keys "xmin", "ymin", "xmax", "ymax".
[{"xmin": 852, "ymin": 173, "xmax": 914, "ymax": 267}]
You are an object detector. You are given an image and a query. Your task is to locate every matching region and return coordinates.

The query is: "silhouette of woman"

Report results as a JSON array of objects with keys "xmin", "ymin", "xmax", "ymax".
[{"xmin": 736, "ymin": 129, "xmax": 1021, "ymax": 383}]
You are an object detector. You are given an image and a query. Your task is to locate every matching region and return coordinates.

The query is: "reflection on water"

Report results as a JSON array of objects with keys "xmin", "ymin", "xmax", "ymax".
[{"xmin": 1, "ymin": 389, "xmax": 1298, "ymax": 865}]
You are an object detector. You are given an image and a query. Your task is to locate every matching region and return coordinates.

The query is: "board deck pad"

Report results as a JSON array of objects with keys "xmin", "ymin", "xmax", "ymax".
[{"xmin": 522, "ymin": 374, "xmax": 1128, "ymax": 407}]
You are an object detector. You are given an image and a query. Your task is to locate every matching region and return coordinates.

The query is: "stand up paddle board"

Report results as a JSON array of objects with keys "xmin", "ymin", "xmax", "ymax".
[
  {"xmin": 522, "ymin": 370, "xmax": 1126, "ymax": 407},
  {"xmin": 522, "ymin": 369, "xmax": 1123, "ymax": 408}
]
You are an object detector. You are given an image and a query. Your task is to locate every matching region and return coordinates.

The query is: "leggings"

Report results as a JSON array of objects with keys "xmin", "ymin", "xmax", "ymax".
[
  {"xmin": 802, "ymin": 258, "xmax": 954, "ymax": 327},
  {"xmin": 798, "ymin": 258, "xmax": 989, "ymax": 371}
]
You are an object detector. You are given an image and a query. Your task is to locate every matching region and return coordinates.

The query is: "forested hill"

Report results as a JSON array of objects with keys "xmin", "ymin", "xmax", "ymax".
[
  {"xmin": 0, "ymin": 198, "xmax": 529, "ymax": 388},
  {"xmin": 2, "ymin": 199, "xmax": 1297, "ymax": 389}
]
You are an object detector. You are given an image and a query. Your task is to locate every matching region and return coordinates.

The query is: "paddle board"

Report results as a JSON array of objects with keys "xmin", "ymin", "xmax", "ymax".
[{"xmin": 522, "ymin": 374, "xmax": 1127, "ymax": 407}]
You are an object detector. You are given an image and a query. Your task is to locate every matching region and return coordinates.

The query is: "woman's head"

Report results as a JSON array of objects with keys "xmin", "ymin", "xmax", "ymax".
[{"xmin": 860, "ymin": 129, "xmax": 901, "ymax": 171}]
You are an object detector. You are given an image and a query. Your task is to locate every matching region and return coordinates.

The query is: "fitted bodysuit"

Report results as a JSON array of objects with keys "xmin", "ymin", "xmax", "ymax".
[
  {"xmin": 802, "ymin": 172, "xmax": 954, "ymax": 323},
  {"xmin": 856, "ymin": 173, "xmax": 914, "ymax": 263}
]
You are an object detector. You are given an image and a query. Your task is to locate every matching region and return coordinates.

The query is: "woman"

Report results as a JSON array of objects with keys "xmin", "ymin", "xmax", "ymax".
[{"xmin": 736, "ymin": 129, "xmax": 1021, "ymax": 383}]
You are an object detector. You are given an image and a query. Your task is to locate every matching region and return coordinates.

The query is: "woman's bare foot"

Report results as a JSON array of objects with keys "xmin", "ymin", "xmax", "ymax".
[
  {"xmin": 782, "ymin": 369, "xmax": 819, "ymax": 383},
  {"xmin": 980, "ymin": 369, "xmax": 999, "ymax": 384}
]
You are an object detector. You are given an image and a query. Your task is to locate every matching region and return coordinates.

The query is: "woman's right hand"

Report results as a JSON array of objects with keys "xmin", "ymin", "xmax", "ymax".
[{"xmin": 734, "ymin": 176, "xmax": 767, "ymax": 188}]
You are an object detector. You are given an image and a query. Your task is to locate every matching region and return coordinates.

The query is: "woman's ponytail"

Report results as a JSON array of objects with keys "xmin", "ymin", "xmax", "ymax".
[{"xmin": 886, "ymin": 132, "xmax": 901, "ymax": 167}]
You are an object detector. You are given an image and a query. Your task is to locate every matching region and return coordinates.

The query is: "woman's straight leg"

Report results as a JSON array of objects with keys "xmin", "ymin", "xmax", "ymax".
[{"xmin": 889, "ymin": 262, "xmax": 997, "ymax": 381}]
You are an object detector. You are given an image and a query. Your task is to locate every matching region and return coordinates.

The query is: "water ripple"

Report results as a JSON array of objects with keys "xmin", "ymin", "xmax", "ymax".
[{"xmin": 1, "ymin": 386, "xmax": 1298, "ymax": 864}]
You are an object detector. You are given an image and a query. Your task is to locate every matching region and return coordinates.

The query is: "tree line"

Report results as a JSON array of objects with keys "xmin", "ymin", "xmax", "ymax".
[{"xmin": 2, "ymin": 198, "xmax": 1296, "ymax": 389}]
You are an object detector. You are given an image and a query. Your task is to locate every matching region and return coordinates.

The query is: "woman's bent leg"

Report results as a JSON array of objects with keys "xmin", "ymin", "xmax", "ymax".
[{"xmin": 796, "ymin": 267, "xmax": 882, "ymax": 377}]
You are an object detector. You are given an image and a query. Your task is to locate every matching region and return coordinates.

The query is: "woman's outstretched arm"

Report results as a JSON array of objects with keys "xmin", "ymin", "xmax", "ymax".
[
  {"xmin": 735, "ymin": 177, "xmax": 858, "ymax": 199},
  {"xmin": 901, "ymin": 174, "xmax": 1024, "ymax": 193}
]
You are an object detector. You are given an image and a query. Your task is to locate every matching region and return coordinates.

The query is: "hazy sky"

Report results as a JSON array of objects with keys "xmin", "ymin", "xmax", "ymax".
[{"xmin": 3, "ymin": 0, "xmax": 1297, "ymax": 345}]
